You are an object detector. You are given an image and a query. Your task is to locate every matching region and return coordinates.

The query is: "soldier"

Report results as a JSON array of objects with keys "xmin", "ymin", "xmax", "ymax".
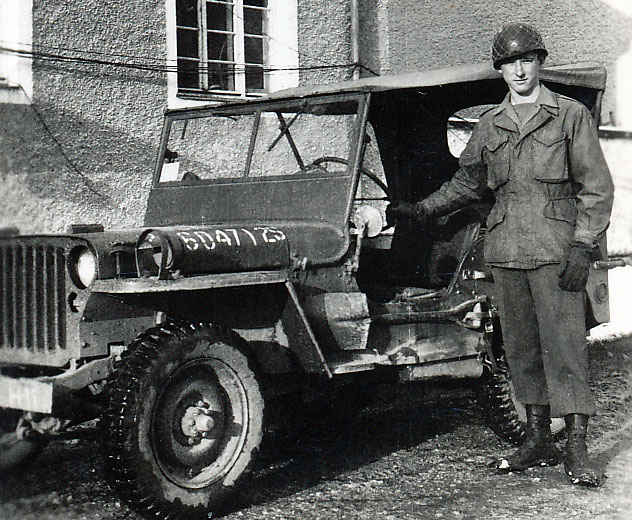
[{"xmin": 387, "ymin": 22, "xmax": 614, "ymax": 487}]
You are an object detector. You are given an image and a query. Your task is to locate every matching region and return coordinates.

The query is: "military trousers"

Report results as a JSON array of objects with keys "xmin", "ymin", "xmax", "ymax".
[{"xmin": 491, "ymin": 265, "xmax": 595, "ymax": 418}]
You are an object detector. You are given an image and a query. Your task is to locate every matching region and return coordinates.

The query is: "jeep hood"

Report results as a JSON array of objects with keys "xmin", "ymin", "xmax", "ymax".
[{"xmin": 71, "ymin": 224, "xmax": 293, "ymax": 283}]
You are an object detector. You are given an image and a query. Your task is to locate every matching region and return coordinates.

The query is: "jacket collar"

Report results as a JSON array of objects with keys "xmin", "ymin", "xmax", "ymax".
[{"xmin": 491, "ymin": 84, "xmax": 560, "ymax": 137}]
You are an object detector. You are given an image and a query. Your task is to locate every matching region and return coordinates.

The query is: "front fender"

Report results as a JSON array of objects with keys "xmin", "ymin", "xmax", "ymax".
[{"xmin": 90, "ymin": 277, "xmax": 332, "ymax": 378}]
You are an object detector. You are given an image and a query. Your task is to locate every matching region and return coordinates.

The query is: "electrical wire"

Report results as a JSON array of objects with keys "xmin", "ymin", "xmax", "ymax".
[
  {"xmin": 0, "ymin": 3, "xmax": 379, "ymax": 196},
  {"xmin": 17, "ymin": 85, "xmax": 110, "ymax": 201},
  {"xmin": 0, "ymin": 45, "xmax": 378, "ymax": 79}
]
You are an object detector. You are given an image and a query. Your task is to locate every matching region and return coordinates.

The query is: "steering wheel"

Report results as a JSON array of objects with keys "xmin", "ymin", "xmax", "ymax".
[{"xmin": 309, "ymin": 156, "xmax": 390, "ymax": 200}]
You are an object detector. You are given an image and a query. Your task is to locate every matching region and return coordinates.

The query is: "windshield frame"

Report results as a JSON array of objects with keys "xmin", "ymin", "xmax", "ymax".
[{"xmin": 152, "ymin": 92, "xmax": 369, "ymax": 188}]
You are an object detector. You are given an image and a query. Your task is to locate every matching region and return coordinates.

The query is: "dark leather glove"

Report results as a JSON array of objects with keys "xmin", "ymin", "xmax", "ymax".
[
  {"xmin": 558, "ymin": 242, "xmax": 594, "ymax": 292},
  {"xmin": 385, "ymin": 200, "xmax": 429, "ymax": 227}
]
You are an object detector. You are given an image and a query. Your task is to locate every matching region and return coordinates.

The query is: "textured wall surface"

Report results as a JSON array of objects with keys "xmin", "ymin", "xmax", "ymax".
[
  {"xmin": 297, "ymin": 0, "xmax": 354, "ymax": 86},
  {"xmin": 0, "ymin": 0, "xmax": 166, "ymax": 233},
  {"xmin": 358, "ymin": 0, "xmax": 632, "ymax": 124}
]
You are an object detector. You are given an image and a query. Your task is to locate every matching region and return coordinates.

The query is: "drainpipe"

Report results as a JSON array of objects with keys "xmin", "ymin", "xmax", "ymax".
[{"xmin": 351, "ymin": 0, "xmax": 360, "ymax": 79}]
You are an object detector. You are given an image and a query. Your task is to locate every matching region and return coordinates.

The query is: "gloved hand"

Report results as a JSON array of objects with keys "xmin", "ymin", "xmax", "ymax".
[
  {"xmin": 385, "ymin": 200, "xmax": 429, "ymax": 227},
  {"xmin": 558, "ymin": 242, "xmax": 594, "ymax": 292}
]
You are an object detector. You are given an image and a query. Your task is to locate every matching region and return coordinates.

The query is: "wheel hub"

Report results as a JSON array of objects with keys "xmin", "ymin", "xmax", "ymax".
[
  {"xmin": 180, "ymin": 400, "xmax": 218, "ymax": 443},
  {"xmin": 151, "ymin": 357, "xmax": 249, "ymax": 488}
]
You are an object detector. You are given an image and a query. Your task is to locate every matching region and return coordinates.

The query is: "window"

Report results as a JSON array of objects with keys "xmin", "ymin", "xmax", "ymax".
[
  {"xmin": 175, "ymin": 0, "xmax": 271, "ymax": 98},
  {"xmin": 167, "ymin": 0, "xmax": 298, "ymax": 107},
  {"xmin": 447, "ymin": 105, "xmax": 494, "ymax": 158},
  {"xmin": 0, "ymin": 0, "xmax": 32, "ymax": 104}
]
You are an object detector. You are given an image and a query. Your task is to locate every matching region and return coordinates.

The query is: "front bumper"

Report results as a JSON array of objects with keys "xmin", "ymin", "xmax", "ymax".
[{"xmin": 0, "ymin": 375, "xmax": 53, "ymax": 414}]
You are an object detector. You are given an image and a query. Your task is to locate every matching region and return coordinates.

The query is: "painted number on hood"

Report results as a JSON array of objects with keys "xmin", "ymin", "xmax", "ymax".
[{"xmin": 177, "ymin": 227, "xmax": 286, "ymax": 251}]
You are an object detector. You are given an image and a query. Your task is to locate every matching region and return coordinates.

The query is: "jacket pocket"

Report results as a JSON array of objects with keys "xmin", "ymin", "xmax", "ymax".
[
  {"xmin": 485, "ymin": 200, "xmax": 506, "ymax": 232},
  {"xmin": 532, "ymin": 129, "xmax": 568, "ymax": 182},
  {"xmin": 543, "ymin": 197, "xmax": 577, "ymax": 224},
  {"xmin": 483, "ymin": 136, "xmax": 510, "ymax": 190}
]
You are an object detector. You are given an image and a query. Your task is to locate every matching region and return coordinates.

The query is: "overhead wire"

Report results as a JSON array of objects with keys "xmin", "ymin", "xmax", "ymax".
[
  {"xmin": 0, "ymin": 45, "xmax": 378, "ymax": 80},
  {"xmin": 0, "ymin": 2, "xmax": 380, "ymax": 79},
  {"xmin": 16, "ymin": 85, "xmax": 110, "ymax": 201},
  {"xmin": 0, "ymin": 0, "xmax": 381, "ymax": 77},
  {"xmin": 0, "ymin": 5, "xmax": 378, "ymax": 194}
]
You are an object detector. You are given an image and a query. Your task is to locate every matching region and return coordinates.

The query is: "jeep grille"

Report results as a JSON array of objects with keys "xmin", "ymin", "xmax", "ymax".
[{"xmin": 0, "ymin": 244, "xmax": 67, "ymax": 353}]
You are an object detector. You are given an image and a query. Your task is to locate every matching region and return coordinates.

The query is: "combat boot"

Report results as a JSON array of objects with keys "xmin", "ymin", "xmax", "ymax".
[
  {"xmin": 496, "ymin": 404, "xmax": 562, "ymax": 473},
  {"xmin": 563, "ymin": 414, "xmax": 604, "ymax": 487}
]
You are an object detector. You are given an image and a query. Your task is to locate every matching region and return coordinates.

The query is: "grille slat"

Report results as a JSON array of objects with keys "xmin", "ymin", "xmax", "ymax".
[
  {"xmin": 0, "ymin": 243, "xmax": 67, "ymax": 356},
  {"xmin": 36, "ymin": 246, "xmax": 46, "ymax": 351},
  {"xmin": 0, "ymin": 247, "xmax": 6, "ymax": 347},
  {"xmin": 22, "ymin": 244, "xmax": 29, "ymax": 350},
  {"xmin": 55, "ymin": 249, "xmax": 66, "ymax": 350},
  {"xmin": 12, "ymin": 246, "xmax": 19, "ymax": 349},
  {"xmin": 31, "ymin": 247, "xmax": 39, "ymax": 352}
]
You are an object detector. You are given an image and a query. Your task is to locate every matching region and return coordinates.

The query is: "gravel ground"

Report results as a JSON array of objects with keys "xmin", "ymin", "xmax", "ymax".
[{"xmin": 1, "ymin": 334, "xmax": 631, "ymax": 520}]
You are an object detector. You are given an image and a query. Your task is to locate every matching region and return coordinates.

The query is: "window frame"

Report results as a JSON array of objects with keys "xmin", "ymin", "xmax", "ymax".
[
  {"xmin": 154, "ymin": 93, "xmax": 367, "ymax": 187},
  {"xmin": 175, "ymin": 0, "xmax": 269, "ymax": 99}
]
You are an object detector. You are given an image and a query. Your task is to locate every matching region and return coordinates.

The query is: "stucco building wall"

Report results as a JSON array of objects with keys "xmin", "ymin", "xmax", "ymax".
[
  {"xmin": 297, "ymin": 1, "xmax": 353, "ymax": 85},
  {"xmin": 358, "ymin": 0, "xmax": 632, "ymax": 125},
  {"xmin": 1, "ymin": 1, "xmax": 166, "ymax": 234}
]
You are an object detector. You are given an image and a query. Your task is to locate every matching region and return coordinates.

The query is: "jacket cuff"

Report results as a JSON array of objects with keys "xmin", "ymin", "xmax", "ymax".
[
  {"xmin": 573, "ymin": 230, "xmax": 597, "ymax": 248},
  {"xmin": 416, "ymin": 200, "xmax": 435, "ymax": 217}
]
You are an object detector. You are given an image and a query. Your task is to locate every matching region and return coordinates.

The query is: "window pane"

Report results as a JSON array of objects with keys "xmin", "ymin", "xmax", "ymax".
[
  {"xmin": 447, "ymin": 105, "xmax": 494, "ymax": 158},
  {"xmin": 243, "ymin": 6, "xmax": 264, "ymax": 35},
  {"xmin": 206, "ymin": 1, "xmax": 232, "ymax": 32},
  {"xmin": 176, "ymin": 0, "xmax": 198, "ymax": 27},
  {"xmin": 207, "ymin": 32, "xmax": 233, "ymax": 62},
  {"xmin": 177, "ymin": 28, "xmax": 199, "ymax": 58},
  {"xmin": 177, "ymin": 59, "xmax": 199, "ymax": 89},
  {"xmin": 245, "ymin": 65, "xmax": 264, "ymax": 91},
  {"xmin": 250, "ymin": 101, "xmax": 359, "ymax": 178},
  {"xmin": 160, "ymin": 113, "xmax": 254, "ymax": 183},
  {"xmin": 244, "ymin": 36, "xmax": 263, "ymax": 64},
  {"xmin": 244, "ymin": 0, "xmax": 267, "ymax": 7},
  {"xmin": 208, "ymin": 63, "xmax": 235, "ymax": 91}
]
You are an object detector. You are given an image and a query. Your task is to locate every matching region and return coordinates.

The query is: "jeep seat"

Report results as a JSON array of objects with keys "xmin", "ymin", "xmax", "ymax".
[{"xmin": 357, "ymin": 207, "xmax": 484, "ymax": 302}]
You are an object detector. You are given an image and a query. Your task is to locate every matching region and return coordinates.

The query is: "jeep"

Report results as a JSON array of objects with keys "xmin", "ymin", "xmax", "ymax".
[{"xmin": 0, "ymin": 61, "xmax": 616, "ymax": 518}]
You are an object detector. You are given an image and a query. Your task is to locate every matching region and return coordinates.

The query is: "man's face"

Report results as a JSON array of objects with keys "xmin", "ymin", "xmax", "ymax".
[{"xmin": 499, "ymin": 52, "xmax": 542, "ymax": 97}]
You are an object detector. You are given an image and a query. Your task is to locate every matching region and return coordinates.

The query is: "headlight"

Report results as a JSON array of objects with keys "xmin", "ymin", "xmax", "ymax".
[
  {"xmin": 137, "ymin": 232, "xmax": 173, "ymax": 270},
  {"xmin": 135, "ymin": 230, "xmax": 179, "ymax": 279},
  {"xmin": 69, "ymin": 247, "xmax": 97, "ymax": 288}
]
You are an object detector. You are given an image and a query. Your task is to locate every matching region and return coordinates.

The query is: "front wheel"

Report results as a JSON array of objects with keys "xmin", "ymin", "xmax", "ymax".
[
  {"xmin": 102, "ymin": 322, "xmax": 264, "ymax": 519},
  {"xmin": 477, "ymin": 360, "xmax": 565, "ymax": 445}
]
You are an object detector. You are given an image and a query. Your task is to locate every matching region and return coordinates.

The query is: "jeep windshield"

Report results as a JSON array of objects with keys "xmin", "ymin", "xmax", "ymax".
[{"xmin": 155, "ymin": 95, "xmax": 363, "ymax": 185}]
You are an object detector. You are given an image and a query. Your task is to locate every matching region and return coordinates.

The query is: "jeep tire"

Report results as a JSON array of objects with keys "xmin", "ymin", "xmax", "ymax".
[
  {"xmin": 102, "ymin": 322, "xmax": 264, "ymax": 519},
  {"xmin": 477, "ymin": 359, "xmax": 565, "ymax": 444}
]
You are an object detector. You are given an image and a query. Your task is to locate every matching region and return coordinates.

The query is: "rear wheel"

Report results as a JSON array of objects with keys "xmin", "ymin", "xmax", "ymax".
[
  {"xmin": 102, "ymin": 322, "xmax": 264, "ymax": 519},
  {"xmin": 477, "ymin": 359, "xmax": 565, "ymax": 444}
]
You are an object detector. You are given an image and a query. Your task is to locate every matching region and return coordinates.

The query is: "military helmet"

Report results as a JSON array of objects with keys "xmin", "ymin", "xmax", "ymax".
[{"xmin": 491, "ymin": 23, "xmax": 547, "ymax": 69}]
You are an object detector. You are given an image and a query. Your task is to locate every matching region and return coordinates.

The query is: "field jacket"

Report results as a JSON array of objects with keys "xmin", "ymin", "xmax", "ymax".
[{"xmin": 422, "ymin": 85, "xmax": 614, "ymax": 268}]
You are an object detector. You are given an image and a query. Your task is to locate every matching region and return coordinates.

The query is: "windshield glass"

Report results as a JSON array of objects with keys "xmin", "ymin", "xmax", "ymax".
[{"xmin": 157, "ymin": 97, "xmax": 361, "ymax": 185}]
